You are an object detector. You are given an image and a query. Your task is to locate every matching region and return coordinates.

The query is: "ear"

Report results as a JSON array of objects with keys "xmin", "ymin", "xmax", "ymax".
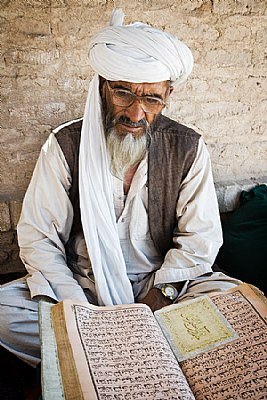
[
  {"xmin": 169, "ymin": 86, "xmax": 174, "ymax": 96},
  {"xmin": 99, "ymin": 76, "xmax": 106, "ymax": 95},
  {"xmin": 99, "ymin": 77, "xmax": 109, "ymax": 110}
]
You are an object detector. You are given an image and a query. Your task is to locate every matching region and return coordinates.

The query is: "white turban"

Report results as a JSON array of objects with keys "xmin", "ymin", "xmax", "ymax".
[
  {"xmin": 79, "ymin": 10, "xmax": 193, "ymax": 306},
  {"xmin": 88, "ymin": 9, "xmax": 193, "ymax": 85}
]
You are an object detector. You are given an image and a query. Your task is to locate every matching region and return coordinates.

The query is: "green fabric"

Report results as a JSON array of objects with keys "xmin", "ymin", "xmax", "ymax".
[{"xmin": 216, "ymin": 184, "xmax": 267, "ymax": 294}]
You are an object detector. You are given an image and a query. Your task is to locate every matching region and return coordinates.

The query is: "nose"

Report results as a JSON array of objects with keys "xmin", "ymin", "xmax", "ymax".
[{"xmin": 125, "ymin": 98, "xmax": 146, "ymax": 123}]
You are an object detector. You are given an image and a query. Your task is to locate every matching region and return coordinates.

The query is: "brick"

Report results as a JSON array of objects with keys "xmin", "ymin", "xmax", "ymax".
[
  {"xmin": 13, "ymin": 17, "xmax": 51, "ymax": 36},
  {"xmin": 10, "ymin": 200, "xmax": 23, "ymax": 229},
  {"xmin": 213, "ymin": 0, "xmax": 267, "ymax": 16},
  {"xmin": 0, "ymin": 202, "xmax": 11, "ymax": 232},
  {"xmin": 208, "ymin": 141, "xmax": 267, "ymax": 182},
  {"xmin": 0, "ymin": 231, "xmax": 15, "ymax": 247},
  {"xmin": 215, "ymin": 178, "xmax": 267, "ymax": 213},
  {"xmin": 64, "ymin": 0, "xmax": 106, "ymax": 7},
  {"xmin": 204, "ymin": 48, "xmax": 251, "ymax": 67},
  {"xmin": 0, "ymin": 229, "xmax": 25, "ymax": 272},
  {"xmin": 0, "ymin": 250, "xmax": 9, "ymax": 265},
  {"xmin": 223, "ymin": 25, "xmax": 251, "ymax": 41},
  {"xmin": 19, "ymin": 0, "xmax": 51, "ymax": 7},
  {"xmin": 51, "ymin": 0, "xmax": 67, "ymax": 7},
  {"xmin": 56, "ymin": 77, "xmax": 89, "ymax": 91},
  {"xmin": 4, "ymin": 48, "xmax": 60, "ymax": 65}
]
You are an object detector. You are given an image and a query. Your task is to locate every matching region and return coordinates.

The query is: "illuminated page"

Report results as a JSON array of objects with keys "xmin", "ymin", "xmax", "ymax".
[
  {"xmin": 180, "ymin": 284, "xmax": 267, "ymax": 400},
  {"xmin": 154, "ymin": 295, "xmax": 238, "ymax": 362},
  {"xmin": 60, "ymin": 301, "xmax": 195, "ymax": 400}
]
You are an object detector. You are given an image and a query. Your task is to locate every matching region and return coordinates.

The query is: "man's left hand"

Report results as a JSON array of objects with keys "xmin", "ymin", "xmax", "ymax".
[{"xmin": 137, "ymin": 287, "xmax": 172, "ymax": 312}]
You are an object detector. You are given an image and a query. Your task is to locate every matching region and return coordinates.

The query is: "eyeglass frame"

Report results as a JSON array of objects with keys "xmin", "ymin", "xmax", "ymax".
[{"xmin": 105, "ymin": 80, "xmax": 168, "ymax": 114}]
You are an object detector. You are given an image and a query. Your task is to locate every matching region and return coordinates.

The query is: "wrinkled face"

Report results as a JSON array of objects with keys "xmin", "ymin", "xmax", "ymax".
[
  {"xmin": 101, "ymin": 79, "xmax": 172, "ymax": 138},
  {"xmin": 100, "ymin": 78, "xmax": 173, "ymax": 180}
]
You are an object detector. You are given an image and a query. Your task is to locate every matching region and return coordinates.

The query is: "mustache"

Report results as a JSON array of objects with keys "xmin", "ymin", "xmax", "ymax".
[
  {"xmin": 104, "ymin": 113, "xmax": 152, "ymax": 150},
  {"xmin": 111, "ymin": 115, "xmax": 149, "ymax": 129}
]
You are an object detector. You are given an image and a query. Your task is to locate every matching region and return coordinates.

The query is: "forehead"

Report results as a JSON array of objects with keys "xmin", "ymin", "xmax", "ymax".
[{"xmin": 110, "ymin": 80, "xmax": 169, "ymax": 95}]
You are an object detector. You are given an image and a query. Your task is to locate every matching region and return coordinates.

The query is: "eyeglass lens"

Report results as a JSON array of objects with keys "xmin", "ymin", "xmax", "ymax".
[{"xmin": 107, "ymin": 82, "xmax": 165, "ymax": 113}]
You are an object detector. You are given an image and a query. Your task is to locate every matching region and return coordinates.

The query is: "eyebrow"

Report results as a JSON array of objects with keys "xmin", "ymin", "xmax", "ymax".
[
  {"xmin": 112, "ymin": 83, "xmax": 129, "ymax": 90},
  {"xmin": 111, "ymin": 83, "xmax": 164, "ymax": 100}
]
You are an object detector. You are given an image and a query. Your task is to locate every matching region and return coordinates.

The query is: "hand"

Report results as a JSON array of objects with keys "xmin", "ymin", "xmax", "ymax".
[{"xmin": 137, "ymin": 287, "xmax": 172, "ymax": 312}]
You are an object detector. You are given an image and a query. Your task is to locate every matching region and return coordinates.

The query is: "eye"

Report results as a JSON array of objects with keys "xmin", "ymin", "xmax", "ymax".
[
  {"xmin": 144, "ymin": 96, "xmax": 163, "ymax": 105},
  {"xmin": 114, "ymin": 89, "xmax": 133, "ymax": 99}
]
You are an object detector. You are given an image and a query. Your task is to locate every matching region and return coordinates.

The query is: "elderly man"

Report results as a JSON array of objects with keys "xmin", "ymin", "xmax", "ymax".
[{"xmin": 0, "ymin": 10, "xmax": 241, "ymax": 367}]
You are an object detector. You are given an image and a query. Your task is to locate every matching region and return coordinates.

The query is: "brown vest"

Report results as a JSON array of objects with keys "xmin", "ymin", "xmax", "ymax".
[{"xmin": 56, "ymin": 114, "xmax": 200, "ymax": 258}]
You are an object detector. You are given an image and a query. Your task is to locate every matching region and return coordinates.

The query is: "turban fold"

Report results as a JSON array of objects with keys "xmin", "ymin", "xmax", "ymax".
[{"xmin": 88, "ymin": 9, "xmax": 193, "ymax": 85}]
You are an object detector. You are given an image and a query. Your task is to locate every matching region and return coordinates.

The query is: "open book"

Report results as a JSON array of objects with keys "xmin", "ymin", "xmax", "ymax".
[{"xmin": 39, "ymin": 283, "xmax": 267, "ymax": 400}]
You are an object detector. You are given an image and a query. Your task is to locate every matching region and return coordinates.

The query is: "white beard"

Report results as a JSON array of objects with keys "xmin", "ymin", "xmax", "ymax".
[{"xmin": 106, "ymin": 129, "xmax": 147, "ymax": 181}]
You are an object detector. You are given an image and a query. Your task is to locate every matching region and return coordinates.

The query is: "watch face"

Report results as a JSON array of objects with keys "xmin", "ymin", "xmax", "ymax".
[
  {"xmin": 162, "ymin": 284, "xmax": 178, "ymax": 300},
  {"xmin": 165, "ymin": 286, "xmax": 175, "ymax": 297}
]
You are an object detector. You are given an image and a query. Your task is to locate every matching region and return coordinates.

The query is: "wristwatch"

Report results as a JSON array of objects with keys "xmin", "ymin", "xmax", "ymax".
[{"xmin": 157, "ymin": 284, "xmax": 179, "ymax": 301}]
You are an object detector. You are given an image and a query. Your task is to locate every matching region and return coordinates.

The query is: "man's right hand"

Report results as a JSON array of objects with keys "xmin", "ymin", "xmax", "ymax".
[{"xmin": 137, "ymin": 287, "xmax": 172, "ymax": 312}]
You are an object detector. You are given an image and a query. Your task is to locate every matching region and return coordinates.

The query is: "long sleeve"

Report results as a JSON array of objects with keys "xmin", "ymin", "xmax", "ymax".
[
  {"xmin": 17, "ymin": 133, "xmax": 87, "ymax": 302},
  {"xmin": 154, "ymin": 137, "xmax": 223, "ymax": 285}
]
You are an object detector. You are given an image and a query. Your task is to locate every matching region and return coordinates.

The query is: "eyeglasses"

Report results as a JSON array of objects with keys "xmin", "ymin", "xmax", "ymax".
[{"xmin": 105, "ymin": 81, "xmax": 166, "ymax": 114}]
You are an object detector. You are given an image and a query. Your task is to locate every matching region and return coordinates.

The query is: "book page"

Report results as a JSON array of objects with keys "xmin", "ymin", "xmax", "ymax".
[
  {"xmin": 179, "ymin": 284, "xmax": 267, "ymax": 400},
  {"xmin": 60, "ymin": 301, "xmax": 195, "ymax": 400},
  {"xmin": 154, "ymin": 295, "xmax": 238, "ymax": 361}
]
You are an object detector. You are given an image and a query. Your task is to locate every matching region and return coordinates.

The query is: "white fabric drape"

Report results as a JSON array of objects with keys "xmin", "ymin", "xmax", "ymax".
[
  {"xmin": 79, "ymin": 9, "xmax": 194, "ymax": 305},
  {"xmin": 79, "ymin": 75, "xmax": 134, "ymax": 305}
]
